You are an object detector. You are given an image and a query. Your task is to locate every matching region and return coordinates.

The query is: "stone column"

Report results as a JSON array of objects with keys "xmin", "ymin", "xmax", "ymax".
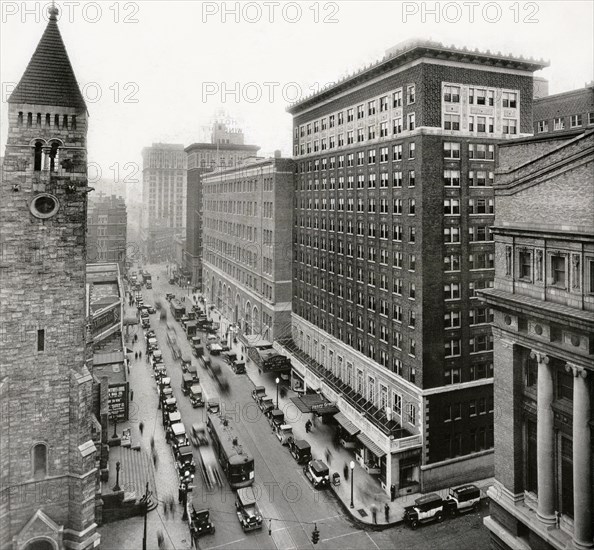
[
  {"xmin": 566, "ymin": 363, "xmax": 593, "ymax": 549},
  {"xmin": 531, "ymin": 350, "xmax": 556, "ymax": 525}
]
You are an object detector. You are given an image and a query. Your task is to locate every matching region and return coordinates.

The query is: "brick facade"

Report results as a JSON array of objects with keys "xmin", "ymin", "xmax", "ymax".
[{"xmin": 287, "ymin": 39, "xmax": 547, "ymax": 493}]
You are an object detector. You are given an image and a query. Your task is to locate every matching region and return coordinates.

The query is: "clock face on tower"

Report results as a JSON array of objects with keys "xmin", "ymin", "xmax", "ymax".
[{"xmin": 30, "ymin": 193, "xmax": 60, "ymax": 219}]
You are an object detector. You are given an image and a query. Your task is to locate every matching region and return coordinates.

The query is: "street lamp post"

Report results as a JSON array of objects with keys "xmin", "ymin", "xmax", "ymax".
[
  {"xmin": 350, "ymin": 461, "xmax": 355, "ymax": 508},
  {"xmin": 275, "ymin": 377, "xmax": 280, "ymax": 409},
  {"xmin": 113, "ymin": 461, "xmax": 121, "ymax": 492}
]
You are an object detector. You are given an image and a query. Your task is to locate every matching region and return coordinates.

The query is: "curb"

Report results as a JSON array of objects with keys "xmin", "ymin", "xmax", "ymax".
[{"xmin": 328, "ymin": 483, "xmax": 403, "ymax": 531}]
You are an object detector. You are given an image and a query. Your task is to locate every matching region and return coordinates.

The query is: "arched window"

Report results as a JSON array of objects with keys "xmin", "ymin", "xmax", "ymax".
[
  {"xmin": 33, "ymin": 443, "xmax": 47, "ymax": 477},
  {"xmin": 34, "ymin": 141, "xmax": 43, "ymax": 172},
  {"xmin": 45, "ymin": 113, "xmax": 51, "ymax": 127},
  {"xmin": 18, "ymin": 112, "xmax": 23, "ymax": 125},
  {"xmin": 49, "ymin": 142, "xmax": 59, "ymax": 172},
  {"xmin": 54, "ymin": 114, "xmax": 60, "ymax": 129},
  {"xmin": 63, "ymin": 115, "xmax": 68, "ymax": 129},
  {"xmin": 36, "ymin": 113, "xmax": 42, "ymax": 127},
  {"xmin": 71, "ymin": 115, "xmax": 77, "ymax": 130},
  {"xmin": 27, "ymin": 113, "xmax": 33, "ymax": 127}
]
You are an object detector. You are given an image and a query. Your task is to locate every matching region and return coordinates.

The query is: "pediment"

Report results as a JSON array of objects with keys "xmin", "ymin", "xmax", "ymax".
[{"xmin": 15, "ymin": 509, "xmax": 63, "ymax": 540}]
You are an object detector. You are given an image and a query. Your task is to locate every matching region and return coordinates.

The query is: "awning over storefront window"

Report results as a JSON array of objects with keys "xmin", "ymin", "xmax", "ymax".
[
  {"xmin": 334, "ymin": 412, "xmax": 360, "ymax": 437},
  {"xmin": 291, "ymin": 393, "xmax": 338, "ymax": 415},
  {"xmin": 356, "ymin": 432, "xmax": 386, "ymax": 458}
]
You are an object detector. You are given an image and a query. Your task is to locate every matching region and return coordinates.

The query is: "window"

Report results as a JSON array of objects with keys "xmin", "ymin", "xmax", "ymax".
[
  {"xmin": 33, "ymin": 443, "xmax": 48, "ymax": 477},
  {"xmin": 444, "ymin": 142, "xmax": 460, "ymax": 159},
  {"xmin": 468, "ymin": 198, "xmax": 494, "ymax": 215},
  {"xmin": 393, "ymin": 117, "xmax": 403, "ymax": 135},
  {"xmin": 37, "ymin": 329, "xmax": 45, "ymax": 352},
  {"xmin": 444, "ymin": 368, "xmax": 461, "ymax": 385},
  {"xmin": 519, "ymin": 250, "xmax": 532, "ymax": 280},
  {"xmin": 469, "ymin": 334, "xmax": 494, "ymax": 353},
  {"xmin": 406, "ymin": 403, "xmax": 416, "ymax": 425},
  {"xmin": 444, "ymin": 310, "xmax": 460, "ymax": 328},
  {"xmin": 379, "ymin": 96, "xmax": 388, "ymax": 112},
  {"xmin": 551, "ymin": 255, "xmax": 566, "ymax": 287},
  {"xmin": 408, "ymin": 170, "xmax": 415, "ymax": 187},
  {"xmin": 393, "ymin": 171, "xmax": 403, "ymax": 187},
  {"xmin": 570, "ymin": 114, "xmax": 582, "ymax": 127},
  {"xmin": 443, "ymin": 170, "xmax": 460, "ymax": 187},
  {"xmin": 503, "ymin": 119, "xmax": 517, "ymax": 135},
  {"xmin": 502, "ymin": 92, "xmax": 517, "ymax": 109},
  {"xmin": 409, "ymin": 199, "xmax": 416, "ymax": 215},
  {"xmin": 554, "ymin": 117, "xmax": 565, "ymax": 131},
  {"xmin": 557, "ymin": 368, "xmax": 573, "ymax": 401},
  {"xmin": 537, "ymin": 120, "xmax": 549, "ymax": 133},
  {"xmin": 445, "ymin": 283, "xmax": 460, "ymax": 300},
  {"xmin": 469, "ymin": 144, "xmax": 494, "ymax": 160},
  {"xmin": 347, "ymin": 108, "xmax": 354, "ymax": 122},
  {"xmin": 380, "ymin": 147, "xmax": 389, "ymax": 163},
  {"xmin": 444, "ymin": 226, "xmax": 460, "ymax": 243},
  {"xmin": 393, "ymin": 90, "xmax": 402, "ymax": 108},
  {"xmin": 407, "ymin": 113, "xmax": 415, "ymax": 131},
  {"xmin": 589, "ymin": 112, "xmax": 594, "ymax": 125},
  {"xmin": 444, "ymin": 198, "xmax": 460, "ymax": 215},
  {"xmin": 392, "ymin": 393, "xmax": 402, "ymax": 416},
  {"xmin": 407, "ymin": 85, "xmax": 415, "ymax": 104},
  {"xmin": 443, "ymin": 85, "xmax": 460, "ymax": 103},
  {"xmin": 444, "ymin": 254, "xmax": 460, "ymax": 272},
  {"xmin": 444, "ymin": 114, "xmax": 460, "ymax": 131},
  {"xmin": 393, "ymin": 144, "xmax": 402, "ymax": 161},
  {"xmin": 445, "ymin": 339, "xmax": 461, "ymax": 357},
  {"xmin": 357, "ymin": 104, "xmax": 365, "ymax": 119},
  {"xmin": 368, "ymin": 100, "xmax": 376, "ymax": 116},
  {"xmin": 408, "ymin": 142, "xmax": 415, "ymax": 159}
]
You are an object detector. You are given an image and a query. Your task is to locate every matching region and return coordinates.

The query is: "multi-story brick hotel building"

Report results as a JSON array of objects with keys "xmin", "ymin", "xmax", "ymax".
[
  {"xmin": 202, "ymin": 155, "xmax": 294, "ymax": 342},
  {"xmin": 280, "ymin": 38, "xmax": 548, "ymax": 495}
]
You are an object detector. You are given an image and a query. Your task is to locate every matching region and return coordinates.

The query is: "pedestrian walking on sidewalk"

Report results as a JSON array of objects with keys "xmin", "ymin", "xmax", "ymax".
[
  {"xmin": 325, "ymin": 448, "xmax": 332, "ymax": 465},
  {"xmin": 305, "ymin": 420, "xmax": 312, "ymax": 433},
  {"xmin": 384, "ymin": 503, "xmax": 390, "ymax": 522},
  {"xmin": 157, "ymin": 530, "xmax": 165, "ymax": 550},
  {"xmin": 139, "ymin": 350, "xmax": 142, "ymax": 359},
  {"xmin": 139, "ymin": 421, "xmax": 144, "ymax": 436},
  {"xmin": 178, "ymin": 483, "xmax": 185, "ymax": 504},
  {"xmin": 168, "ymin": 496, "xmax": 175, "ymax": 519},
  {"xmin": 343, "ymin": 463, "xmax": 349, "ymax": 481},
  {"xmin": 371, "ymin": 503, "xmax": 378, "ymax": 524}
]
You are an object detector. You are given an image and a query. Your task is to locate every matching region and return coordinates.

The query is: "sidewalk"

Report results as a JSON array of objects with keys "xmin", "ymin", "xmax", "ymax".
[
  {"xmin": 99, "ymin": 297, "xmax": 194, "ymax": 550},
  {"xmin": 209, "ymin": 304, "xmax": 494, "ymax": 528}
]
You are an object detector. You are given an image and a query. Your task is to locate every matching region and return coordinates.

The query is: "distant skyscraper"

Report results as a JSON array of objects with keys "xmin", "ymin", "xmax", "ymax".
[
  {"xmin": 87, "ymin": 193, "xmax": 128, "ymax": 272},
  {"xmin": 185, "ymin": 119, "xmax": 260, "ymax": 287},
  {"xmin": 141, "ymin": 143, "xmax": 187, "ymax": 262}
]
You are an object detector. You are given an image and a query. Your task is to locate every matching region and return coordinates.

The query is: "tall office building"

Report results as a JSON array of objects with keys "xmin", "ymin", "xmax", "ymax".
[
  {"xmin": 185, "ymin": 120, "xmax": 260, "ymax": 288},
  {"xmin": 0, "ymin": 6, "xmax": 99, "ymax": 548},
  {"xmin": 141, "ymin": 143, "xmax": 187, "ymax": 262},
  {"xmin": 480, "ymin": 129, "xmax": 593, "ymax": 550},
  {"xmin": 202, "ymin": 155, "xmax": 294, "ymax": 342},
  {"xmin": 87, "ymin": 193, "xmax": 128, "ymax": 271},
  {"xmin": 281, "ymin": 38, "xmax": 548, "ymax": 496}
]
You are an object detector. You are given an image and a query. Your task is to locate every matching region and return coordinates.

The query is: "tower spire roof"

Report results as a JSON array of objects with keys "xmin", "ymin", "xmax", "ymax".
[{"xmin": 8, "ymin": 4, "xmax": 87, "ymax": 109}]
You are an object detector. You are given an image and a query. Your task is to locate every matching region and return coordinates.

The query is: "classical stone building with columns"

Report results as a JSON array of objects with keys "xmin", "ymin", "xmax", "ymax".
[{"xmin": 479, "ymin": 129, "xmax": 594, "ymax": 549}]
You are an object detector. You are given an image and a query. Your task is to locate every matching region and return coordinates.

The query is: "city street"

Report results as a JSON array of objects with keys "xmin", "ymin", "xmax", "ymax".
[{"xmin": 98, "ymin": 264, "xmax": 491, "ymax": 550}]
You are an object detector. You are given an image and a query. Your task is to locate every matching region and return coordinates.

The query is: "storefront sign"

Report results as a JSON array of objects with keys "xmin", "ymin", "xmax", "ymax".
[{"xmin": 108, "ymin": 383, "xmax": 128, "ymax": 421}]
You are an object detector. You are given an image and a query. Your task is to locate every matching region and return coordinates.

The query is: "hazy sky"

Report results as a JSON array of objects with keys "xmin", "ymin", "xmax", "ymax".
[{"xmin": 1, "ymin": 0, "xmax": 593, "ymax": 193}]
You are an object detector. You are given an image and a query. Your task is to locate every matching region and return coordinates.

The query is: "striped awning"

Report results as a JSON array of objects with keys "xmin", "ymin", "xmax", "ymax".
[
  {"xmin": 356, "ymin": 432, "xmax": 386, "ymax": 457},
  {"xmin": 334, "ymin": 412, "xmax": 360, "ymax": 437}
]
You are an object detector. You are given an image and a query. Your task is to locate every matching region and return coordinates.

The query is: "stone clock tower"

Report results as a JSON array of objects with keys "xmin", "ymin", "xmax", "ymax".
[{"xmin": 0, "ymin": 5, "xmax": 100, "ymax": 550}]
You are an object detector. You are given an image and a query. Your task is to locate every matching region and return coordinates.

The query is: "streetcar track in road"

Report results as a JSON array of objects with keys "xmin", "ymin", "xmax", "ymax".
[
  {"xmin": 320, "ymin": 529, "xmax": 363, "ymax": 543},
  {"xmin": 204, "ymin": 537, "xmax": 247, "ymax": 550},
  {"xmin": 365, "ymin": 531, "xmax": 381, "ymax": 550}
]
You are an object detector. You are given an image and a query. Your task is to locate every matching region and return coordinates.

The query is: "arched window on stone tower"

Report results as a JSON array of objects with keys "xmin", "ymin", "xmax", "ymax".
[
  {"xmin": 33, "ymin": 443, "xmax": 48, "ymax": 477},
  {"xmin": 63, "ymin": 115, "xmax": 68, "ymax": 129},
  {"xmin": 49, "ymin": 142, "xmax": 59, "ymax": 173},
  {"xmin": 46, "ymin": 113, "xmax": 51, "ymax": 127},
  {"xmin": 34, "ymin": 141, "xmax": 43, "ymax": 172},
  {"xmin": 36, "ymin": 113, "xmax": 42, "ymax": 127},
  {"xmin": 18, "ymin": 112, "xmax": 23, "ymax": 125},
  {"xmin": 54, "ymin": 114, "xmax": 60, "ymax": 129}
]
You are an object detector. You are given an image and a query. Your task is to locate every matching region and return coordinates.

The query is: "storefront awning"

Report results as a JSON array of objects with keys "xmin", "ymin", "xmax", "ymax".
[
  {"xmin": 334, "ymin": 412, "xmax": 360, "ymax": 437},
  {"xmin": 356, "ymin": 432, "xmax": 386, "ymax": 458}
]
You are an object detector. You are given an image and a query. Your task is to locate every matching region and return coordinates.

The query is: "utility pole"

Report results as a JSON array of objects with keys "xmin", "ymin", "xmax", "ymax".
[{"xmin": 142, "ymin": 481, "xmax": 150, "ymax": 550}]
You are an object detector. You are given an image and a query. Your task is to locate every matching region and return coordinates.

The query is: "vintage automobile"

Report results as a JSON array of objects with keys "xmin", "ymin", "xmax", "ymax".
[
  {"xmin": 181, "ymin": 373, "xmax": 195, "ymax": 395},
  {"xmin": 164, "ymin": 410, "xmax": 182, "ymax": 429},
  {"xmin": 288, "ymin": 438, "xmax": 312, "ymax": 464},
  {"xmin": 197, "ymin": 355, "xmax": 211, "ymax": 370},
  {"xmin": 152, "ymin": 349, "xmax": 164, "ymax": 364},
  {"xmin": 181, "ymin": 356, "xmax": 192, "ymax": 373},
  {"xmin": 206, "ymin": 397, "xmax": 220, "ymax": 414},
  {"xmin": 235, "ymin": 486, "xmax": 263, "ymax": 532},
  {"xmin": 191, "ymin": 336, "xmax": 202, "ymax": 349},
  {"xmin": 192, "ymin": 345, "xmax": 205, "ymax": 358},
  {"xmin": 188, "ymin": 506, "xmax": 215, "ymax": 542},
  {"xmin": 141, "ymin": 318, "xmax": 150, "ymax": 329},
  {"xmin": 303, "ymin": 460, "xmax": 330, "ymax": 489},
  {"xmin": 190, "ymin": 422, "xmax": 208, "ymax": 447},
  {"xmin": 207, "ymin": 342, "xmax": 223, "ymax": 356},
  {"xmin": 267, "ymin": 409, "xmax": 284, "ymax": 430},
  {"xmin": 444, "ymin": 485, "xmax": 482, "ymax": 516},
  {"xmin": 187, "ymin": 363, "xmax": 199, "ymax": 382},
  {"xmin": 274, "ymin": 424, "xmax": 293, "ymax": 446},
  {"xmin": 162, "ymin": 397, "xmax": 178, "ymax": 413},
  {"xmin": 166, "ymin": 293, "xmax": 175, "ymax": 301},
  {"xmin": 222, "ymin": 351, "xmax": 237, "ymax": 365},
  {"xmin": 175, "ymin": 444, "xmax": 196, "ymax": 475},
  {"xmin": 403, "ymin": 493, "xmax": 445, "ymax": 529},
  {"xmin": 231, "ymin": 360, "xmax": 246, "ymax": 374},
  {"xmin": 257, "ymin": 396, "xmax": 274, "ymax": 415},
  {"xmin": 189, "ymin": 384, "xmax": 204, "ymax": 408},
  {"xmin": 251, "ymin": 386, "xmax": 266, "ymax": 401},
  {"xmin": 167, "ymin": 422, "xmax": 189, "ymax": 449}
]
